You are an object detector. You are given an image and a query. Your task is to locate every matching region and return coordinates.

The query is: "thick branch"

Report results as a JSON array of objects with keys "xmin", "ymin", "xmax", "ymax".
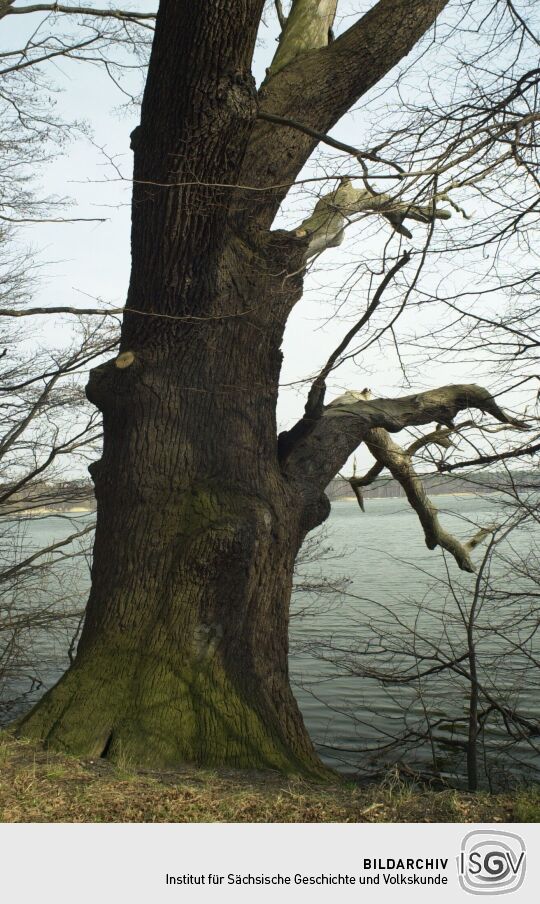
[
  {"xmin": 349, "ymin": 460, "xmax": 383, "ymax": 511},
  {"xmin": 0, "ymin": 0, "xmax": 14, "ymax": 18},
  {"xmin": 337, "ymin": 401, "xmax": 494, "ymax": 571},
  {"xmin": 350, "ymin": 423, "xmax": 456, "ymax": 509},
  {"xmin": 283, "ymin": 383, "xmax": 527, "ymax": 491},
  {"xmin": 115, "ymin": 0, "xmax": 268, "ymax": 333},
  {"xmin": 301, "ymin": 389, "xmax": 508, "ymax": 570},
  {"xmin": 268, "ymin": 0, "xmax": 337, "ymax": 77},
  {"xmin": 361, "ymin": 422, "xmax": 475, "ymax": 571},
  {"xmin": 325, "ymin": 385, "xmax": 526, "ymax": 431},
  {"xmin": 294, "ymin": 179, "xmax": 450, "ymax": 257},
  {"xmin": 241, "ymin": 0, "xmax": 450, "ymax": 225}
]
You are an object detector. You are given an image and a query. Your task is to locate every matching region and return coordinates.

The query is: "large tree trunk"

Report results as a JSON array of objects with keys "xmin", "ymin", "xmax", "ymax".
[
  {"xmin": 20, "ymin": 481, "xmax": 323, "ymax": 772},
  {"xmin": 20, "ymin": 231, "xmax": 329, "ymax": 774},
  {"xmin": 17, "ymin": 0, "xmax": 458, "ymax": 773},
  {"xmin": 18, "ymin": 0, "xmax": 323, "ymax": 772}
]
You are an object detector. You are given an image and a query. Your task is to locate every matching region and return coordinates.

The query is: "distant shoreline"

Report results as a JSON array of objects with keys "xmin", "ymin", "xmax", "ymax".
[
  {"xmin": 11, "ymin": 506, "xmax": 95, "ymax": 517},
  {"xmin": 332, "ymin": 491, "xmax": 485, "ymax": 503},
  {"xmin": 10, "ymin": 491, "xmax": 496, "ymax": 517}
]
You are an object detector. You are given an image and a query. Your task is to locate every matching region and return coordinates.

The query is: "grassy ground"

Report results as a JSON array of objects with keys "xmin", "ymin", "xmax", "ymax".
[{"xmin": 0, "ymin": 733, "xmax": 538, "ymax": 823}]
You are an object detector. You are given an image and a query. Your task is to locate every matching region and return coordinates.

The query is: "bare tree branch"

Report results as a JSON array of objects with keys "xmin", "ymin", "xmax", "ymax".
[
  {"xmin": 0, "ymin": 35, "xmax": 101, "ymax": 75},
  {"xmin": 283, "ymin": 383, "xmax": 528, "ymax": 493},
  {"xmin": 241, "ymin": 0, "xmax": 451, "ymax": 226},
  {"xmin": 0, "ymin": 2, "xmax": 156, "ymax": 23},
  {"xmin": 359, "ymin": 409, "xmax": 479, "ymax": 572},
  {"xmin": 304, "ymin": 251, "xmax": 410, "ymax": 418},
  {"xmin": 439, "ymin": 441, "xmax": 540, "ymax": 473},
  {"xmin": 0, "ymin": 305, "xmax": 257, "ymax": 323},
  {"xmin": 274, "ymin": 0, "xmax": 286, "ymax": 30},
  {"xmin": 325, "ymin": 385, "xmax": 527, "ymax": 431},
  {"xmin": 256, "ymin": 110, "xmax": 403, "ymax": 170},
  {"xmin": 0, "ymin": 525, "xmax": 94, "ymax": 585},
  {"xmin": 350, "ymin": 422, "xmax": 458, "ymax": 509},
  {"xmin": 293, "ymin": 178, "xmax": 450, "ymax": 258},
  {"xmin": 0, "ymin": 215, "xmax": 106, "ymax": 223}
]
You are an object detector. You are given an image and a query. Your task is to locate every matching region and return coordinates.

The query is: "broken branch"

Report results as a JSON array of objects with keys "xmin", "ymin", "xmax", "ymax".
[{"xmin": 294, "ymin": 178, "xmax": 451, "ymax": 258}]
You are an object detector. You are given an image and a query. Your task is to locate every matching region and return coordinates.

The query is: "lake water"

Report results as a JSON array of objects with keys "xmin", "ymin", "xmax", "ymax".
[
  {"xmin": 292, "ymin": 495, "xmax": 540, "ymax": 783},
  {"xmin": 3, "ymin": 494, "xmax": 540, "ymax": 784}
]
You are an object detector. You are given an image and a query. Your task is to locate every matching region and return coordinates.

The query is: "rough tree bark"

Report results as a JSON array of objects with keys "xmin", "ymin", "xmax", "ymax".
[{"xmin": 18, "ymin": 0, "xmax": 519, "ymax": 773}]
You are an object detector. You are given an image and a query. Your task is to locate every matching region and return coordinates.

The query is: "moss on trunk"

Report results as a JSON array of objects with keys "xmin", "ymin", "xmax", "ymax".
[
  {"xmin": 19, "ymin": 482, "xmax": 328, "ymax": 778},
  {"xmin": 19, "ymin": 645, "xmax": 325, "ymax": 775}
]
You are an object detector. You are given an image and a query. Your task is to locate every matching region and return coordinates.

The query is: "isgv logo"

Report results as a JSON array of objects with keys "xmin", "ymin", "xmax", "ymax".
[{"xmin": 458, "ymin": 830, "xmax": 526, "ymax": 895}]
